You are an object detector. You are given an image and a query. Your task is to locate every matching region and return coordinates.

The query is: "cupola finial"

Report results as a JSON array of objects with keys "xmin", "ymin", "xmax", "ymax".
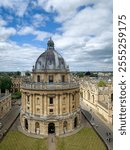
[{"xmin": 47, "ymin": 37, "xmax": 54, "ymax": 50}]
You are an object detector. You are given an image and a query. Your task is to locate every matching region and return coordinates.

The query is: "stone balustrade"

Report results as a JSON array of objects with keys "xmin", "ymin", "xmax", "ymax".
[{"xmin": 21, "ymin": 82, "xmax": 79, "ymax": 90}]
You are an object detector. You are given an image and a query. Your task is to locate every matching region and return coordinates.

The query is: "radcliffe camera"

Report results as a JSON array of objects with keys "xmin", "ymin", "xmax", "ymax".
[{"xmin": 0, "ymin": 1, "xmax": 113, "ymax": 150}]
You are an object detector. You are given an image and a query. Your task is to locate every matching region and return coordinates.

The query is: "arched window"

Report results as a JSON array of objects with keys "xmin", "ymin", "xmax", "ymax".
[
  {"xmin": 35, "ymin": 122, "xmax": 40, "ymax": 134},
  {"xmin": 27, "ymin": 95, "xmax": 30, "ymax": 104},
  {"xmin": 24, "ymin": 119, "xmax": 28, "ymax": 130},
  {"xmin": 63, "ymin": 121, "xmax": 67, "ymax": 133},
  {"xmin": 92, "ymin": 95, "xmax": 94, "ymax": 103},
  {"xmin": 63, "ymin": 121, "xmax": 67, "ymax": 129},
  {"xmin": 87, "ymin": 91, "xmax": 90, "ymax": 100},
  {"xmin": 72, "ymin": 94, "xmax": 74, "ymax": 100},
  {"xmin": 37, "ymin": 75, "xmax": 40, "ymax": 82},
  {"xmin": 49, "ymin": 75, "xmax": 53, "ymax": 83},
  {"xmin": 74, "ymin": 117, "xmax": 78, "ymax": 128}
]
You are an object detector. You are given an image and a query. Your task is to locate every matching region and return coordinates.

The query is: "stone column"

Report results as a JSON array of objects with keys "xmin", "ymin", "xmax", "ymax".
[
  {"xmin": 44, "ymin": 95, "xmax": 47, "ymax": 116},
  {"xmin": 66, "ymin": 93, "xmax": 69, "ymax": 113},
  {"xmin": 30, "ymin": 94, "xmax": 33, "ymax": 114},
  {"xmin": 58, "ymin": 94, "xmax": 60, "ymax": 115},
  {"xmin": 22, "ymin": 92, "xmax": 26, "ymax": 112},
  {"xmin": 69, "ymin": 93, "xmax": 72, "ymax": 113},
  {"xmin": 42, "ymin": 94, "xmax": 44, "ymax": 116},
  {"xmin": 33, "ymin": 94, "xmax": 35, "ymax": 115},
  {"xmin": 55, "ymin": 95, "xmax": 58, "ymax": 115},
  {"xmin": 59, "ymin": 95, "xmax": 62, "ymax": 115}
]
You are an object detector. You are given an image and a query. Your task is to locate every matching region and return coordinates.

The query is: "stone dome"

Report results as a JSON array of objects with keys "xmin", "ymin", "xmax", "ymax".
[{"xmin": 34, "ymin": 38, "xmax": 69, "ymax": 71}]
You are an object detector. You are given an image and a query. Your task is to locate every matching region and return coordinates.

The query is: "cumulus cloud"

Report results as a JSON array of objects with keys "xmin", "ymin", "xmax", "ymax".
[
  {"xmin": 18, "ymin": 26, "xmax": 52, "ymax": 41},
  {"xmin": 0, "ymin": 0, "xmax": 113, "ymax": 71},
  {"xmin": 49, "ymin": 0, "xmax": 113, "ymax": 71},
  {"xmin": 0, "ymin": 0, "xmax": 29, "ymax": 17},
  {"xmin": 0, "ymin": 18, "xmax": 16, "ymax": 41},
  {"xmin": 0, "ymin": 41, "xmax": 44, "ymax": 71},
  {"xmin": 32, "ymin": 14, "xmax": 49, "ymax": 28},
  {"xmin": 37, "ymin": 0, "xmax": 93, "ymax": 22}
]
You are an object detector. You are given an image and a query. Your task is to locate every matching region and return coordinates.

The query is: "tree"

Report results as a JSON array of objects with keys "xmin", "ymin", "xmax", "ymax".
[
  {"xmin": 11, "ymin": 91, "xmax": 21, "ymax": 99},
  {"xmin": 16, "ymin": 71, "xmax": 21, "ymax": 76},
  {"xmin": 25, "ymin": 71, "xmax": 31, "ymax": 76},
  {"xmin": 97, "ymin": 80, "xmax": 106, "ymax": 87},
  {"xmin": 0, "ymin": 75, "xmax": 12, "ymax": 91}
]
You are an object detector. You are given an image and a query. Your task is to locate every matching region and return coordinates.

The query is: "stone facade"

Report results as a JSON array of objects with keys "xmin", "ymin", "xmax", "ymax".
[
  {"xmin": 20, "ymin": 38, "xmax": 81, "ymax": 137},
  {"xmin": 0, "ymin": 89, "xmax": 11, "ymax": 119},
  {"xmin": 80, "ymin": 77, "xmax": 113, "ymax": 125},
  {"xmin": 11, "ymin": 77, "xmax": 22, "ymax": 93}
]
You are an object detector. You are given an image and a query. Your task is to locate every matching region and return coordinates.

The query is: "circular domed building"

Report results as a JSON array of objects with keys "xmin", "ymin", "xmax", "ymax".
[{"xmin": 20, "ymin": 38, "xmax": 81, "ymax": 137}]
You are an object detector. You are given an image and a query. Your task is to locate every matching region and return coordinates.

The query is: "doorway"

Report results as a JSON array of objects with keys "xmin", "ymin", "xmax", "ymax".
[{"xmin": 48, "ymin": 123, "xmax": 55, "ymax": 134}]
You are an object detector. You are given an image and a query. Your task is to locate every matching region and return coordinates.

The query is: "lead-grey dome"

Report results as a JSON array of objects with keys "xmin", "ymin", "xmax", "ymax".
[{"xmin": 34, "ymin": 38, "xmax": 69, "ymax": 71}]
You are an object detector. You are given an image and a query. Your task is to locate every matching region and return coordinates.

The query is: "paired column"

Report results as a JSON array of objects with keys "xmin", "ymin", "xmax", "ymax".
[
  {"xmin": 59, "ymin": 95, "xmax": 62, "ymax": 115},
  {"xmin": 55, "ymin": 94, "xmax": 58, "ymax": 115},
  {"xmin": 44, "ymin": 95, "xmax": 47, "ymax": 116}
]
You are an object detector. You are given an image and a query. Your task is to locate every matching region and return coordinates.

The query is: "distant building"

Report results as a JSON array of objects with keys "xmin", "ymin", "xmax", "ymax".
[
  {"xmin": 80, "ymin": 77, "xmax": 113, "ymax": 125},
  {"xmin": 20, "ymin": 38, "xmax": 81, "ymax": 137},
  {"xmin": 11, "ymin": 77, "xmax": 22, "ymax": 93},
  {"xmin": 0, "ymin": 89, "xmax": 11, "ymax": 119}
]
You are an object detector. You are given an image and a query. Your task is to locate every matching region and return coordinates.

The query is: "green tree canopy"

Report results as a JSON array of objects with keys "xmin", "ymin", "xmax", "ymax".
[
  {"xmin": 25, "ymin": 71, "xmax": 31, "ymax": 76},
  {"xmin": 97, "ymin": 80, "xmax": 106, "ymax": 87},
  {"xmin": 0, "ymin": 75, "xmax": 12, "ymax": 90},
  {"xmin": 11, "ymin": 91, "xmax": 21, "ymax": 99}
]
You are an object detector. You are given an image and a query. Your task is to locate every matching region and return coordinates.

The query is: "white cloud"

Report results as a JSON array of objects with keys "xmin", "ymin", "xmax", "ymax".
[
  {"xmin": 0, "ymin": 17, "xmax": 16, "ymax": 41},
  {"xmin": 38, "ymin": 0, "xmax": 93, "ymax": 22},
  {"xmin": 0, "ymin": 0, "xmax": 29, "ymax": 17},
  {"xmin": 18, "ymin": 26, "xmax": 52, "ymax": 41},
  {"xmin": 0, "ymin": 27, "xmax": 16, "ymax": 41},
  {"xmin": 0, "ymin": 41, "xmax": 44, "ymax": 71},
  {"xmin": 0, "ymin": 0, "xmax": 113, "ymax": 71},
  {"xmin": 32, "ymin": 14, "xmax": 49, "ymax": 27}
]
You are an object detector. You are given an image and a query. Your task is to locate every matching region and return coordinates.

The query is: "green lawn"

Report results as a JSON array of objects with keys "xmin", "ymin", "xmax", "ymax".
[
  {"xmin": 0, "ymin": 131, "xmax": 47, "ymax": 150},
  {"xmin": 57, "ymin": 128, "xmax": 106, "ymax": 150}
]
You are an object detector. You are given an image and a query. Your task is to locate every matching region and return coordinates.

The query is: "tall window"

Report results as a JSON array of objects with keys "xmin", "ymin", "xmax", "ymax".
[
  {"xmin": 49, "ymin": 75, "xmax": 53, "ymax": 83},
  {"xmin": 61, "ymin": 75, "xmax": 65, "ymax": 82},
  {"xmin": 87, "ymin": 91, "xmax": 90, "ymax": 100},
  {"xmin": 49, "ymin": 97, "xmax": 53, "ymax": 105},
  {"xmin": 72, "ymin": 94, "xmax": 74, "ymax": 100},
  {"xmin": 92, "ymin": 95, "xmax": 94, "ymax": 103},
  {"xmin": 27, "ymin": 95, "xmax": 30, "ymax": 104},
  {"xmin": 37, "ymin": 75, "xmax": 40, "ymax": 82}
]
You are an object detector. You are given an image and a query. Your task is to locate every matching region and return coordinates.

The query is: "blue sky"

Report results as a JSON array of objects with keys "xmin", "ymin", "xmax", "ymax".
[{"xmin": 0, "ymin": 0, "xmax": 113, "ymax": 71}]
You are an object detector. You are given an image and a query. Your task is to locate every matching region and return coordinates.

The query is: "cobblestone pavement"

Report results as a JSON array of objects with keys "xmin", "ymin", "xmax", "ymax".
[
  {"xmin": 0, "ymin": 105, "xmax": 20, "ymax": 137},
  {"xmin": 80, "ymin": 101, "xmax": 113, "ymax": 150}
]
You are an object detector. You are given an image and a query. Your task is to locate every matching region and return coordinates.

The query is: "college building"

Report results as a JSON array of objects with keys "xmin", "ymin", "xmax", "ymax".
[{"xmin": 0, "ymin": 89, "xmax": 11, "ymax": 119}]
